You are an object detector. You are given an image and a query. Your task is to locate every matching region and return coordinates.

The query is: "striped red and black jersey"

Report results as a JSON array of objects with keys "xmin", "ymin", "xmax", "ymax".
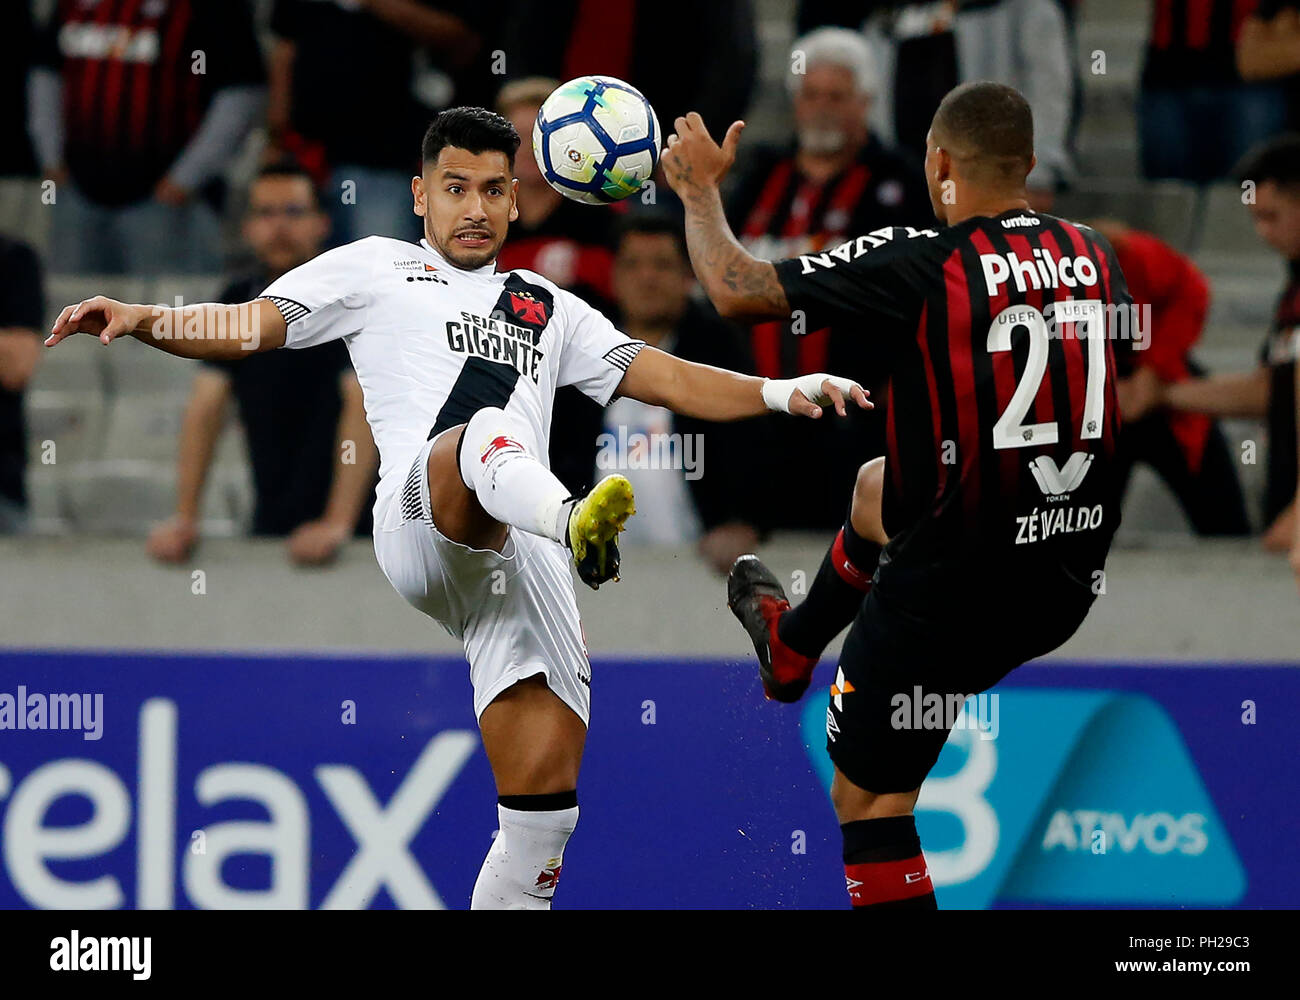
[
  {"xmin": 38, "ymin": 0, "xmax": 265, "ymax": 206},
  {"xmin": 1142, "ymin": 0, "xmax": 1259, "ymax": 88},
  {"xmin": 726, "ymin": 139, "xmax": 930, "ymax": 380},
  {"xmin": 775, "ymin": 211, "xmax": 1128, "ymax": 581}
]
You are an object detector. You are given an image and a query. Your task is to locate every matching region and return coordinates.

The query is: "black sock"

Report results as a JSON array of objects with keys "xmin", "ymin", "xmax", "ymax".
[
  {"xmin": 842, "ymin": 815, "xmax": 937, "ymax": 909},
  {"xmin": 777, "ymin": 519, "xmax": 880, "ymax": 658}
]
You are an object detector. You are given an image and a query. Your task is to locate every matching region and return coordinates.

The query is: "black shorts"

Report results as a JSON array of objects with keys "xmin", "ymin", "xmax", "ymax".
[{"xmin": 826, "ymin": 562, "xmax": 1097, "ymax": 794}]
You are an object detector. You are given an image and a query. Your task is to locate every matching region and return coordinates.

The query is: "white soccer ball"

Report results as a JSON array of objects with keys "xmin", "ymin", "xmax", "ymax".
[{"xmin": 532, "ymin": 75, "xmax": 661, "ymax": 205}]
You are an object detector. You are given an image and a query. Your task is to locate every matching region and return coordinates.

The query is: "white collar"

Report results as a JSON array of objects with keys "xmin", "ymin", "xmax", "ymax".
[{"xmin": 419, "ymin": 238, "xmax": 500, "ymax": 277}]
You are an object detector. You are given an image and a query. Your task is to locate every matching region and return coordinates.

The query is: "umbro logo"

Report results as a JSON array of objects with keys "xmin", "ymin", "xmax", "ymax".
[{"xmin": 830, "ymin": 666, "xmax": 855, "ymax": 711}]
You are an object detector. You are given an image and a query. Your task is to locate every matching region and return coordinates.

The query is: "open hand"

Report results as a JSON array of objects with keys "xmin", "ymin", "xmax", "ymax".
[
  {"xmin": 661, "ymin": 113, "xmax": 745, "ymax": 195},
  {"xmin": 47, "ymin": 296, "xmax": 149, "ymax": 348}
]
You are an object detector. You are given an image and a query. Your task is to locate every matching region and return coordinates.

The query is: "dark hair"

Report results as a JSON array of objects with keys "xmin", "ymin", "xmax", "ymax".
[
  {"xmin": 612, "ymin": 211, "xmax": 688, "ymax": 263},
  {"xmin": 1235, "ymin": 133, "xmax": 1300, "ymax": 192},
  {"xmin": 931, "ymin": 80, "xmax": 1034, "ymax": 185},
  {"xmin": 421, "ymin": 106, "xmax": 521, "ymax": 170},
  {"xmin": 252, "ymin": 159, "xmax": 322, "ymax": 208}
]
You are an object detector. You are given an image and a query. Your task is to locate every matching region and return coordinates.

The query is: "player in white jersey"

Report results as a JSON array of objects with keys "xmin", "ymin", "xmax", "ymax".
[{"xmin": 46, "ymin": 107, "xmax": 869, "ymax": 909}]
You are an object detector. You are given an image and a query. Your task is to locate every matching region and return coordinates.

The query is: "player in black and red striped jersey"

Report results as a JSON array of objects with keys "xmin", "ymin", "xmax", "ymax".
[{"xmin": 663, "ymin": 81, "xmax": 1127, "ymax": 909}]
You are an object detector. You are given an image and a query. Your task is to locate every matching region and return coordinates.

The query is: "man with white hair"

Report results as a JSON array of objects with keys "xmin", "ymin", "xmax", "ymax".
[
  {"xmin": 801, "ymin": 0, "xmax": 1077, "ymax": 208},
  {"xmin": 725, "ymin": 27, "xmax": 929, "ymax": 531}
]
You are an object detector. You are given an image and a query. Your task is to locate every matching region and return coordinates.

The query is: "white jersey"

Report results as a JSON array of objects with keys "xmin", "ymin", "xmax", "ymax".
[{"xmin": 259, "ymin": 235, "xmax": 645, "ymax": 502}]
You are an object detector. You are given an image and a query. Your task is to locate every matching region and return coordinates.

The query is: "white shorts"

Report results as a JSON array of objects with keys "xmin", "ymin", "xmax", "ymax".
[{"xmin": 372, "ymin": 434, "xmax": 592, "ymax": 725}]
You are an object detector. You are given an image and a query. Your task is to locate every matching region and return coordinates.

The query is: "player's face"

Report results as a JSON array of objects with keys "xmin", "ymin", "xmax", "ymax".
[
  {"xmin": 1248, "ymin": 180, "xmax": 1300, "ymax": 260},
  {"xmin": 414, "ymin": 148, "xmax": 519, "ymax": 269},
  {"xmin": 612, "ymin": 233, "xmax": 692, "ymax": 326},
  {"xmin": 793, "ymin": 64, "xmax": 868, "ymax": 156},
  {"xmin": 242, "ymin": 176, "xmax": 329, "ymax": 275}
]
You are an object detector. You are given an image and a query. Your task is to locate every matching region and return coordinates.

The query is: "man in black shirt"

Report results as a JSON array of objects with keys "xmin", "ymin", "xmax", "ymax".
[
  {"xmin": 725, "ymin": 26, "xmax": 929, "ymax": 532},
  {"xmin": 664, "ymin": 82, "xmax": 1124, "ymax": 908},
  {"xmin": 147, "ymin": 164, "xmax": 377, "ymax": 565},
  {"xmin": 1166, "ymin": 134, "xmax": 1300, "ymax": 588},
  {"xmin": 267, "ymin": 0, "xmax": 484, "ymax": 247},
  {"xmin": 1140, "ymin": 0, "xmax": 1287, "ymax": 182},
  {"xmin": 0, "ymin": 236, "xmax": 45, "ymax": 533}
]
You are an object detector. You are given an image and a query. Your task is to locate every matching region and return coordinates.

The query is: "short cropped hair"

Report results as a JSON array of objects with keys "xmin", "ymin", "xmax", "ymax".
[
  {"xmin": 1235, "ymin": 133, "xmax": 1300, "ymax": 193},
  {"xmin": 421, "ymin": 106, "xmax": 521, "ymax": 170},
  {"xmin": 495, "ymin": 77, "xmax": 561, "ymax": 117},
  {"xmin": 612, "ymin": 211, "xmax": 688, "ymax": 263},
  {"xmin": 931, "ymin": 81, "xmax": 1035, "ymax": 186},
  {"xmin": 252, "ymin": 159, "xmax": 322, "ymax": 208}
]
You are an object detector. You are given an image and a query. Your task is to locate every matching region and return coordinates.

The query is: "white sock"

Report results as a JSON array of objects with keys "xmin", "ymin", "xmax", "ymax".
[
  {"xmin": 470, "ymin": 802, "xmax": 580, "ymax": 910},
  {"xmin": 458, "ymin": 407, "xmax": 573, "ymax": 543}
]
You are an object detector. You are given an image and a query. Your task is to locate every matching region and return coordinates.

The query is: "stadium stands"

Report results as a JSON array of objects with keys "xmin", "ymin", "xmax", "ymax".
[{"xmin": 13, "ymin": 0, "xmax": 1283, "ymax": 546}]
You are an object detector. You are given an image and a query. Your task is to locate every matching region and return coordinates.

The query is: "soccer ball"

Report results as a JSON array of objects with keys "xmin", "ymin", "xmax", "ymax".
[{"xmin": 532, "ymin": 75, "xmax": 661, "ymax": 205}]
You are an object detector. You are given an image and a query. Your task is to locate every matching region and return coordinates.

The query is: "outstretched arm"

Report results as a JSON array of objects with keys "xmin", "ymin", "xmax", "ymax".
[
  {"xmin": 46, "ymin": 295, "xmax": 287, "ymax": 358},
  {"xmin": 661, "ymin": 113, "xmax": 791, "ymax": 322},
  {"xmin": 616, "ymin": 344, "xmax": 869, "ymax": 421},
  {"xmin": 1161, "ymin": 367, "xmax": 1270, "ymax": 419}
]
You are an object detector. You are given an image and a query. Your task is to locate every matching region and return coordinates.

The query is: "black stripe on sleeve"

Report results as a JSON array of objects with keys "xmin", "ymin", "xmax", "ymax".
[
  {"xmin": 266, "ymin": 295, "xmax": 310, "ymax": 325},
  {"xmin": 603, "ymin": 340, "xmax": 644, "ymax": 371}
]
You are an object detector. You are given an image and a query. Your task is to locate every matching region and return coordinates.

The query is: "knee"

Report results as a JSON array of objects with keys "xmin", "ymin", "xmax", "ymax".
[
  {"xmin": 831, "ymin": 768, "xmax": 919, "ymax": 824},
  {"xmin": 850, "ymin": 457, "xmax": 887, "ymax": 544},
  {"xmin": 830, "ymin": 780, "xmax": 877, "ymax": 823},
  {"xmin": 460, "ymin": 408, "xmax": 536, "ymax": 472},
  {"xmin": 464, "ymin": 406, "xmax": 508, "ymax": 435}
]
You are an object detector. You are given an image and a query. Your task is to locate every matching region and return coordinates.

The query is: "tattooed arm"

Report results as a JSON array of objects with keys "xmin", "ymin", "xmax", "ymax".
[{"xmin": 661, "ymin": 113, "xmax": 791, "ymax": 321}]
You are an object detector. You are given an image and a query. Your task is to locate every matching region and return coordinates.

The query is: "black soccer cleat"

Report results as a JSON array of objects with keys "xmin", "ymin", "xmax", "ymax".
[{"xmin": 727, "ymin": 554, "xmax": 819, "ymax": 703}]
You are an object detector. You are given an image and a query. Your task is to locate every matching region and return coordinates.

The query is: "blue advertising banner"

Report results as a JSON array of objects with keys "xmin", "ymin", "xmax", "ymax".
[{"xmin": 0, "ymin": 650, "xmax": 1293, "ymax": 909}]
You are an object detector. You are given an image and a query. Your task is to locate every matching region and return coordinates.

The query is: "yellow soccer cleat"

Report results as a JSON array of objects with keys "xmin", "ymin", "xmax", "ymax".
[{"xmin": 566, "ymin": 474, "xmax": 636, "ymax": 590}]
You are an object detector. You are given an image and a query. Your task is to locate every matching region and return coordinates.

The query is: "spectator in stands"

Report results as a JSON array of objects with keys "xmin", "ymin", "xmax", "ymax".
[
  {"xmin": 500, "ymin": 0, "xmax": 756, "ymax": 154},
  {"xmin": 266, "ymin": 0, "xmax": 485, "ymax": 247},
  {"xmin": 560, "ymin": 213, "xmax": 764, "ymax": 573},
  {"xmin": 1087, "ymin": 219, "xmax": 1251, "ymax": 535},
  {"xmin": 1141, "ymin": 0, "xmax": 1285, "ymax": 183},
  {"xmin": 1237, "ymin": 0, "xmax": 1300, "ymax": 129},
  {"xmin": 29, "ymin": 0, "xmax": 265, "ymax": 274},
  {"xmin": 494, "ymin": 78, "xmax": 618, "ymax": 312},
  {"xmin": 493, "ymin": 77, "xmax": 625, "ymax": 493},
  {"xmin": 1162, "ymin": 136, "xmax": 1300, "ymax": 582},
  {"xmin": 726, "ymin": 27, "xmax": 927, "ymax": 530},
  {"xmin": 0, "ymin": 235, "xmax": 44, "ymax": 534},
  {"xmin": 147, "ymin": 164, "xmax": 377, "ymax": 567},
  {"xmin": 0, "ymin": 0, "xmax": 44, "ymax": 251},
  {"xmin": 799, "ymin": 2, "xmax": 1073, "ymax": 207}
]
